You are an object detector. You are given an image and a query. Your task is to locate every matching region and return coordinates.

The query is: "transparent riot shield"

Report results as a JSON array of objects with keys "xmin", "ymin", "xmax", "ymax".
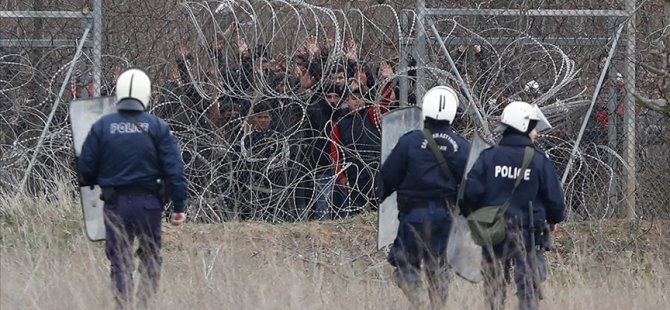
[
  {"xmin": 69, "ymin": 96, "xmax": 117, "ymax": 241},
  {"xmin": 377, "ymin": 106, "xmax": 423, "ymax": 249},
  {"xmin": 447, "ymin": 131, "xmax": 492, "ymax": 283}
]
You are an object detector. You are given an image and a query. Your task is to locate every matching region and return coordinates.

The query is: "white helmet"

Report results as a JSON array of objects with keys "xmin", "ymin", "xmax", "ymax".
[
  {"xmin": 115, "ymin": 68, "xmax": 152, "ymax": 111},
  {"xmin": 497, "ymin": 101, "xmax": 552, "ymax": 133},
  {"xmin": 531, "ymin": 104, "xmax": 552, "ymax": 132},
  {"xmin": 421, "ymin": 85, "xmax": 459, "ymax": 122}
]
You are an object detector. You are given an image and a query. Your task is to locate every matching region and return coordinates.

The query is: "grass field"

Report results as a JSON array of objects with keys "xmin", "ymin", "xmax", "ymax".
[{"xmin": 1, "ymin": 188, "xmax": 669, "ymax": 309}]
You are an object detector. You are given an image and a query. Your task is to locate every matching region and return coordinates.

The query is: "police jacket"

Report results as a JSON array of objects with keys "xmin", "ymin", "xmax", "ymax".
[
  {"xmin": 78, "ymin": 108, "xmax": 188, "ymax": 213},
  {"xmin": 380, "ymin": 121, "xmax": 470, "ymax": 203},
  {"xmin": 462, "ymin": 133, "xmax": 565, "ymax": 228}
]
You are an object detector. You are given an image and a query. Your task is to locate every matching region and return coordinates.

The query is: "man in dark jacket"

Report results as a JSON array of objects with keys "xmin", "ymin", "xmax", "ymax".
[
  {"xmin": 380, "ymin": 85, "xmax": 470, "ymax": 308},
  {"xmin": 330, "ymin": 83, "xmax": 389, "ymax": 214},
  {"xmin": 307, "ymin": 84, "xmax": 347, "ymax": 219},
  {"xmin": 240, "ymin": 101, "xmax": 290, "ymax": 221},
  {"xmin": 462, "ymin": 101, "xmax": 565, "ymax": 310},
  {"xmin": 78, "ymin": 68, "xmax": 188, "ymax": 309}
]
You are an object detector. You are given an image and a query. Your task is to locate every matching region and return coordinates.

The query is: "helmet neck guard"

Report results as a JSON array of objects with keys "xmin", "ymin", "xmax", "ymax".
[{"xmin": 116, "ymin": 98, "xmax": 145, "ymax": 111}]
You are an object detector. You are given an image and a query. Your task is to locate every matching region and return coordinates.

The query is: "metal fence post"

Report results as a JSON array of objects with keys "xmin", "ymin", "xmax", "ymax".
[
  {"xmin": 414, "ymin": 0, "xmax": 426, "ymax": 105},
  {"xmin": 606, "ymin": 17, "xmax": 620, "ymax": 207},
  {"xmin": 92, "ymin": 0, "xmax": 102, "ymax": 96},
  {"xmin": 399, "ymin": 11, "xmax": 409, "ymax": 106},
  {"xmin": 623, "ymin": 0, "xmax": 637, "ymax": 218}
]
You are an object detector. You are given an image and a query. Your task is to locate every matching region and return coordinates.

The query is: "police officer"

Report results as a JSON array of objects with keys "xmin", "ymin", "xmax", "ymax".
[
  {"xmin": 461, "ymin": 101, "xmax": 565, "ymax": 310},
  {"xmin": 77, "ymin": 68, "xmax": 188, "ymax": 309},
  {"xmin": 380, "ymin": 86, "xmax": 470, "ymax": 308}
]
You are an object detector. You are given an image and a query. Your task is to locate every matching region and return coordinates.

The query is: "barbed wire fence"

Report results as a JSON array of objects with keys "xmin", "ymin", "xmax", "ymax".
[{"xmin": 1, "ymin": 0, "xmax": 668, "ymax": 223}]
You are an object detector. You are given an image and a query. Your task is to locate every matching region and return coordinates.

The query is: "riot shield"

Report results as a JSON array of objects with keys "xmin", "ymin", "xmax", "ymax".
[
  {"xmin": 447, "ymin": 131, "xmax": 492, "ymax": 283},
  {"xmin": 69, "ymin": 96, "xmax": 117, "ymax": 241},
  {"xmin": 377, "ymin": 106, "xmax": 423, "ymax": 249}
]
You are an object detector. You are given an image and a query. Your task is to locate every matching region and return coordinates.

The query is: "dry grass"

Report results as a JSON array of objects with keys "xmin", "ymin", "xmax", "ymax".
[{"xmin": 1, "ymin": 185, "xmax": 669, "ymax": 309}]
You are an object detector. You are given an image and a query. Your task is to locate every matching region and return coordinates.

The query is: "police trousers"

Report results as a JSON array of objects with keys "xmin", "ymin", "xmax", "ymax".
[
  {"xmin": 482, "ymin": 227, "xmax": 547, "ymax": 310},
  {"xmin": 103, "ymin": 191, "xmax": 163, "ymax": 308},
  {"xmin": 387, "ymin": 201, "xmax": 453, "ymax": 306}
]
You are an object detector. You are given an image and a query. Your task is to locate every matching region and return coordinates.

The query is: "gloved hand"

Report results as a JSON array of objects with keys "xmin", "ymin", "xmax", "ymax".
[
  {"xmin": 77, "ymin": 171, "xmax": 94, "ymax": 188},
  {"xmin": 373, "ymin": 173, "xmax": 386, "ymax": 202},
  {"xmin": 542, "ymin": 223, "xmax": 554, "ymax": 251},
  {"xmin": 73, "ymin": 156, "xmax": 94, "ymax": 188}
]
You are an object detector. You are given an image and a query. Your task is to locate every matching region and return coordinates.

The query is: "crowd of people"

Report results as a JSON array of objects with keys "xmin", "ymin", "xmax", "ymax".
[{"xmin": 118, "ymin": 23, "xmax": 407, "ymax": 222}]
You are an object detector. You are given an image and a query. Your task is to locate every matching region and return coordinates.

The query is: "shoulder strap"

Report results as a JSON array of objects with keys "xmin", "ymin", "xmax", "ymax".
[
  {"xmin": 502, "ymin": 146, "xmax": 535, "ymax": 211},
  {"xmin": 422, "ymin": 128, "xmax": 456, "ymax": 183},
  {"xmin": 514, "ymin": 147, "xmax": 535, "ymax": 188}
]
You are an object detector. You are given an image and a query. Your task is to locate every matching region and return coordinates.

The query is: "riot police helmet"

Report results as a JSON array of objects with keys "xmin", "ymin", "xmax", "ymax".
[
  {"xmin": 421, "ymin": 85, "xmax": 459, "ymax": 123},
  {"xmin": 115, "ymin": 67, "xmax": 152, "ymax": 111},
  {"xmin": 497, "ymin": 101, "xmax": 552, "ymax": 133}
]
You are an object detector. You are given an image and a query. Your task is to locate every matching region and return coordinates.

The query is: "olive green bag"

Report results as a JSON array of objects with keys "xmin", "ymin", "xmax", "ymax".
[{"xmin": 466, "ymin": 146, "xmax": 534, "ymax": 246}]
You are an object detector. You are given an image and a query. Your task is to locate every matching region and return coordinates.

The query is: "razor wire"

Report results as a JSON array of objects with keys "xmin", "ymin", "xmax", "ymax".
[{"xmin": 1, "ymin": 0, "xmax": 669, "ymax": 222}]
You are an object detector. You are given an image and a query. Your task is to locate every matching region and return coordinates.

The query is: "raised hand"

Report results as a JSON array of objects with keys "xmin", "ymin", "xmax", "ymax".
[
  {"xmin": 344, "ymin": 37, "xmax": 358, "ymax": 61},
  {"xmin": 325, "ymin": 35, "xmax": 336, "ymax": 51},
  {"xmin": 305, "ymin": 35, "xmax": 321, "ymax": 56},
  {"xmin": 224, "ymin": 21, "xmax": 238, "ymax": 37},
  {"xmin": 457, "ymin": 44, "xmax": 467, "ymax": 54},
  {"xmin": 236, "ymin": 36, "xmax": 250, "ymax": 57},
  {"xmin": 378, "ymin": 61, "xmax": 394, "ymax": 79},
  {"xmin": 267, "ymin": 53, "xmax": 286, "ymax": 72}
]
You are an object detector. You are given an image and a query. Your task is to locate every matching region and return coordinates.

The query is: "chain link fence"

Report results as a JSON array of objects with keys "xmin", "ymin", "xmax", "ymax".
[{"xmin": 1, "ymin": 0, "xmax": 668, "ymax": 222}]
